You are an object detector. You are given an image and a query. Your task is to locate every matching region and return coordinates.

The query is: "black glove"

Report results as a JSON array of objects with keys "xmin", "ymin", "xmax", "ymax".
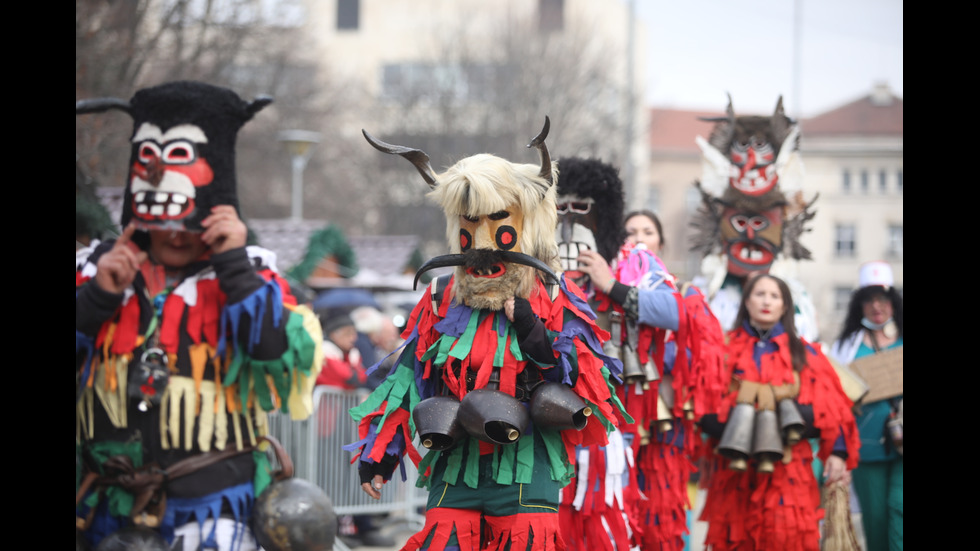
[{"xmin": 358, "ymin": 454, "xmax": 399, "ymax": 484}]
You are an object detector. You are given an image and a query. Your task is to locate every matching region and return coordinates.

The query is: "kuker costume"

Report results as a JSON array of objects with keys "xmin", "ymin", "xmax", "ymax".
[
  {"xmin": 348, "ymin": 120, "xmax": 626, "ymax": 550},
  {"xmin": 555, "ymin": 158, "xmax": 726, "ymax": 551},
  {"xmin": 690, "ymin": 96, "xmax": 819, "ymax": 340},
  {"xmin": 75, "ymin": 81, "xmax": 324, "ymax": 550}
]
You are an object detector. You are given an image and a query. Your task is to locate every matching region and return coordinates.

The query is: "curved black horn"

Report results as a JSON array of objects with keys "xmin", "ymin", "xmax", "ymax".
[
  {"xmin": 526, "ymin": 116, "xmax": 553, "ymax": 186},
  {"xmin": 414, "ymin": 254, "xmax": 468, "ymax": 290},
  {"xmin": 499, "ymin": 251, "xmax": 559, "ymax": 286},
  {"xmin": 362, "ymin": 129, "xmax": 438, "ymax": 189},
  {"xmin": 246, "ymin": 95, "xmax": 274, "ymax": 119},
  {"xmin": 76, "ymin": 97, "xmax": 131, "ymax": 116}
]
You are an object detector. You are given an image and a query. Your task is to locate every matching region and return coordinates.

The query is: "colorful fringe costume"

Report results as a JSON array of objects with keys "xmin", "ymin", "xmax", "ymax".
[
  {"xmin": 75, "ymin": 243, "xmax": 322, "ymax": 548},
  {"xmin": 348, "ymin": 275, "xmax": 625, "ymax": 551},
  {"xmin": 578, "ymin": 246, "xmax": 726, "ymax": 551},
  {"xmin": 700, "ymin": 322, "xmax": 859, "ymax": 551}
]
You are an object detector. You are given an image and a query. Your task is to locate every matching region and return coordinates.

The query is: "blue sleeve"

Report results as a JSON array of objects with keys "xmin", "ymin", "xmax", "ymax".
[{"xmin": 637, "ymin": 286, "xmax": 679, "ymax": 331}]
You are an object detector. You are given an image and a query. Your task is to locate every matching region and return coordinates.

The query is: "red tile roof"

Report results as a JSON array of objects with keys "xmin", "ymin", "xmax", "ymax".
[
  {"xmin": 647, "ymin": 108, "xmax": 721, "ymax": 154},
  {"xmin": 802, "ymin": 93, "xmax": 903, "ymax": 136}
]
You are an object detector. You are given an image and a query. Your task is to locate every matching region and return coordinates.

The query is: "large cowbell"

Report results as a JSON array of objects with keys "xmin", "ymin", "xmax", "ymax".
[{"xmin": 76, "ymin": 81, "xmax": 272, "ymax": 232}]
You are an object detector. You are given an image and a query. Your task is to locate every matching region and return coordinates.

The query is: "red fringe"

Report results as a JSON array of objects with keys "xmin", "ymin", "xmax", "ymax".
[
  {"xmin": 485, "ymin": 512, "xmax": 565, "ymax": 551},
  {"xmin": 635, "ymin": 435, "xmax": 694, "ymax": 551},
  {"xmin": 701, "ymin": 443, "xmax": 823, "ymax": 551},
  {"xmin": 400, "ymin": 508, "xmax": 482, "ymax": 551}
]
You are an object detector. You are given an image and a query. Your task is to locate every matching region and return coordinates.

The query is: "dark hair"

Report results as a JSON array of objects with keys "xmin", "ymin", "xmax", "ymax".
[
  {"xmin": 734, "ymin": 274, "xmax": 807, "ymax": 371},
  {"xmin": 623, "ymin": 209, "xmax": 666, "ymax": 252},
  {"xmin": 837, "ymin": 285, "xmax": 904, "ymax": 343}
]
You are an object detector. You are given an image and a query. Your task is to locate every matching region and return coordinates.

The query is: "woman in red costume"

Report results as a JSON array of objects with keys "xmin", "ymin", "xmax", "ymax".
[{"xmin": 699, "ymin": 274, "xmax": 859, "ymax": 551}]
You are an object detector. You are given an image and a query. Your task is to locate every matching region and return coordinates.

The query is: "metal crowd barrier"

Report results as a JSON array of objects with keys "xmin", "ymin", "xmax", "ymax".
[{"xmin": 266, "ymin": 386, "xmax": 427, "ymax": 528}]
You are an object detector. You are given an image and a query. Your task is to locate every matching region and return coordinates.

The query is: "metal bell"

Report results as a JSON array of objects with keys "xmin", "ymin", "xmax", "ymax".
[
  {"xmin": 752, "ymin": 409, "xmax": 785, "ymax": 473},
  {"xmin": 458, "ymin": 388, "xmax": 530, "ymax": 445},
  {"xmin": 655, "ymin": 374, "xmax": 675, "ymax": 433},
  {"xmin": 643, "ymin": 359, "xmax": 660, "ymax": 384},
  {"xmin": 718, "ymin": 402, "xmax": 755, "ymax": 471},
  {"xmin": 530, "ymin": 382, "xmax": 593, "ymax": 430},
  {"xmin": 621, "ymin": 346, "xmax": 646, "ymax": 385},
  {"xmin": 413, "ymin": 396, "xmax": 464, "ymax": 451},
  {"xmin": 777, "ymin": 398, "xmax": 806, "ymax": 446}
]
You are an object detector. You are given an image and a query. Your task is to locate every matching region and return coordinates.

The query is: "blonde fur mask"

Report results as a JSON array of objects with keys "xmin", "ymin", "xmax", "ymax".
[{"xmin": 362, "ymin": 118, "xmax": 560, "ymax": 311}]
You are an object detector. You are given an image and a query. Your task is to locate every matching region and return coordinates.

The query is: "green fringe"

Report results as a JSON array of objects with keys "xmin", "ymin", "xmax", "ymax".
[{"xmin": 81, "ymin": 440, "xmax": 143, "ymax": 517}]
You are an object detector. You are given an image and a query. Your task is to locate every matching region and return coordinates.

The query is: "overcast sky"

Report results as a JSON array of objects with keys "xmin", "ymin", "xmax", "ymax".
[{"xmin": 634, "ymin": 0, "xmax": 903, "ymax": 118}]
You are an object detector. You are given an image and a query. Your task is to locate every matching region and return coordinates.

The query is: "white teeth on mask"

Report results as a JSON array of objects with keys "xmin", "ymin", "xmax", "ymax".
[
  {"xmin": 167, "ymin": 204, "xmax": 183, "ymax": 216},
  {"xmin": 750, "ymin": 250, "xmax": 762, "ymax": 261},
  {"xmin": 150, "ymin": 205, "xmax": 165, "ymax": 216},
  {"xmin": 137, "ymin": 204, "xmax": 149, "ymax": 214},
  {"xmin": 135, "ymin": 191, "xmax": 146, "ymax": 202},
  {"xmin": 172, "ymin": 194, "xmax": 187, "ymax": 204},
  {"xmin": 155, "ymin": 192, "xmax": 168, "ymax": 203}
]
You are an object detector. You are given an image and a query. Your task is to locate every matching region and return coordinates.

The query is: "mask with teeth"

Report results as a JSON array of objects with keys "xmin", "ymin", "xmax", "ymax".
[
  {"xmin": 690, "ymin": 95, "xmax": 816, "ymax": 273},
  {"xmin": 553, "ymin": 157, "xmax": 627, "ymax": 290},
  {"xmin": 76, "ymin": 81, "xmax": 272, "ymax": 232},
  {"xmin": 362, "ymin": 118, "xmax": 561, "ymax": 311},
  {"xmin": 719, "ymin": 204, "xmax": 784, "ymax": 276}
]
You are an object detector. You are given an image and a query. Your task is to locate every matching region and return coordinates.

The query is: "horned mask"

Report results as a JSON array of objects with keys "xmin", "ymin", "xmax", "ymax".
[
  {"xmin": 363, "ymin": 118, "xmax": 560, "ymax": 310},
  {"xmin": 691, "ymin": 96, "xmax": 815, "ymax": 277},
  {"xmin": 76, "ymin": 81, "xmax": 272, "ymax": 232}
]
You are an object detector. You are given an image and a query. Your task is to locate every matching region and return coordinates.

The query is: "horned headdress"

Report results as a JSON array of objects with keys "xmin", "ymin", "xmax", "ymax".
[
  {"xmin": 76, "ymin": 81, "xmax": 272, "ymax": 232},
  {"xmin": 690, "ymin": 95, "xmax": 816, "ymax": 277},
  {"xmin": 363, "ymin": 118, "xmax": 560, "ymax": 310}
]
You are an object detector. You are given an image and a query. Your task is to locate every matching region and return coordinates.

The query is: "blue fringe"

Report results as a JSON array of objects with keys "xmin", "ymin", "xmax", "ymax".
[{"xmin": 161, "ymin": 481, "xmax": 255, "ymax": 550}]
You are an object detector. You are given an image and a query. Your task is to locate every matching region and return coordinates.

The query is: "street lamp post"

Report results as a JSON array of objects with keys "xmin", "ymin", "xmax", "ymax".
[{"xmin": 278, "ymin": 130, "xmax": 321, "ymax": 221}]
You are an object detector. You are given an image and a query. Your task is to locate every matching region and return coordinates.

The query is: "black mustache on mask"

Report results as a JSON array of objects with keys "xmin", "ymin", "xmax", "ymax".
[{"xmin": 413, "ymin": 249, "xmax": 559, "ymax": 290}]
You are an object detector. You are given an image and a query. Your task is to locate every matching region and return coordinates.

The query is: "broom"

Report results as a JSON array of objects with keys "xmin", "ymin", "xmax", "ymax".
[{"xmin": 820, "ymin": 480, "xmax": 860, "ymax": 551}]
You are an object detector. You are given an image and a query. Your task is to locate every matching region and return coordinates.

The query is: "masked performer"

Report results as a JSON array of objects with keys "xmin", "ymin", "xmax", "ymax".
[
  {"xmin": 699, "ymin": 274, "xmax": 859, "ymax": 551},
  {"xmin": 75, "ymin": 81, "xmax": 323, "ymax": 550},
  {"xmin": 691, "ymin": 95, "xmax": 819, "ymax": 341},
  {"xmin": 555, "ymin": 157, "xmax": 726, "ymax": 551},
  {"xmin": 348, "ymin": 119, "xmax": 626, "ymax": 551}
]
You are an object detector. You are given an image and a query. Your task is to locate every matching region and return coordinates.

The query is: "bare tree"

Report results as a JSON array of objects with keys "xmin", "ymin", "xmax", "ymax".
[
  {"xmin": 355, "ymin": 9, "xmax": 637, "ymax": 255},
  {"xmin": 75, "ymin": 0, "xmax": 360, "ymax": 224}
]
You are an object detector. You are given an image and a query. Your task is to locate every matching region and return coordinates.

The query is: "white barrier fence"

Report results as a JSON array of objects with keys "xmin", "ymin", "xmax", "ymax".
[{"xmin": 266, "ymin": 386, "xmax": 427, "ymax": 526}]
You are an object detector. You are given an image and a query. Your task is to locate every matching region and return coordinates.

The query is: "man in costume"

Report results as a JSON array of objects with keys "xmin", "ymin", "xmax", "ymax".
[
  {"xmin": 690, "ymin": 95, "xmax": 819, "ymax": 340},
  {"xmin": 348, "ymin": 119, "xmax": 626, "ymax": 550},
  {"xmin": 75, "ymin": 81, "xmax": 323, "ymax": 550},
  {"xmin": 556, "ymin": 157, "xmax": 726, "ymax": 550}
]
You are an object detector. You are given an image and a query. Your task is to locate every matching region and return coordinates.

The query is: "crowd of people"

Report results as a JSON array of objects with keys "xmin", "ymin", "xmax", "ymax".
[{"xmin": 76, "ymin": 82, "xmax": 901, "ymax": 551}]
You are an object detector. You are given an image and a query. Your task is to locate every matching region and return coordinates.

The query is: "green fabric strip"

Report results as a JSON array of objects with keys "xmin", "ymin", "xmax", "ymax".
[
  {"xmin": 448, "ymin": 310, "xmax": 482, "ymax": 361},
  {"xmin": 539, "ymin": 429, "xmax": 573, "ymax": 485},
  {"xmin": 463, "ymin": 438, "xmax": 481, "ymax": 489},
  {"xmin": 417, "ymin": 449, "xmax": 440, "ymax": 488},
  {"xmin": 496, "ymin": 442, "xmax": 515, "ymax": 485},
  {"xmin": 444, "ymin": 445, "xmax": 463, "ymax": 486},
  {"xmin": 253, "ymin": 450, "xmax": 272, "ymax": 497},
  {"xmin": 514, "ymin": 432, "xmax": 534, "ymax": 484},
  {"xmin": 81, "ymin": 440, "xmax": 143, "ymax": 517}
]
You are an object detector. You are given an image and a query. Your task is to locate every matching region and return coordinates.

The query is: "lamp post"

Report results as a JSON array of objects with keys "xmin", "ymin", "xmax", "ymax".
[{"xmin": 278, "ymin": 129, "xmax": 321, "ymax": 221}]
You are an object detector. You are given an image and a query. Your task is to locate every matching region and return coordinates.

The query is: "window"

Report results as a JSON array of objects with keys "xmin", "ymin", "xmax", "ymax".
[
  {"xmin": 337, "ymin": 0, "xmax": 358, "ymax": 30},
  {"xmin": 835, "ymin": 224, "xmax": 856, "ymax": 258},
  {"xmin": 640, "ymin": 186, "xmax": 660, "ymax": 214},
  {"xmin": 539, "ymin": 0, "xmax": 564, "ymax": 31},
  {"xmin": 834, "ymin": 286, "xmax": 853, "ymax": 316},
  {"xmin": 382, "ymin": 62, "xmax": 498, "ymax": 102},
  {"xmin": 860, "ymin": 170, "xmax": 869, "ymax": 194},
  {"xmin": 887, "ymin": 225, "xmax": 903, "ymax": 260},
  {"xmin": 879, "ymin": 169, "xmax": 888, "ymax": 193},
  {"xmin": 842, "ymin": 169, "xmax": 851, "ymax": 193},
  {"xmin": 897, "ymin": 169, "xmax": 903, "ymax": 193}
]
